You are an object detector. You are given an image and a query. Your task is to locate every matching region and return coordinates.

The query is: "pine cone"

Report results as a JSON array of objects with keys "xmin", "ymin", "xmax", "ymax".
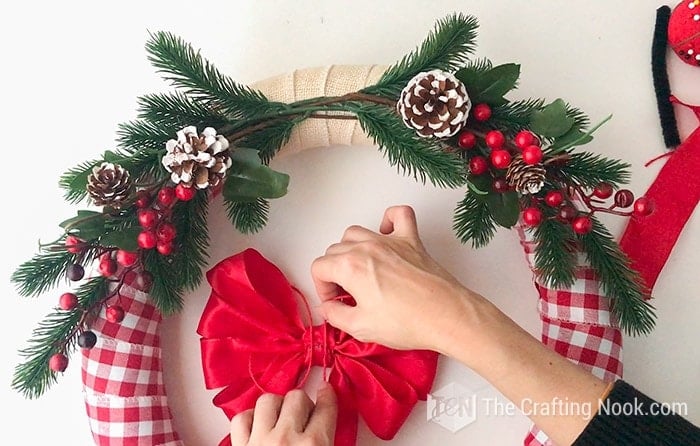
[
  {"xmin": 397, "ymin": 70, "xmax": 471, "ymax": 138},
  {"xmin": 162, "ymin": 126, "xmax": 232, "ymax": 190},
  {"xmin": 87, "ymin": 162, "xmax": 132, "ymax": 208},
  {"xmin": 506, "ymin": 156, "xmax": 546, "ymax": 194}
]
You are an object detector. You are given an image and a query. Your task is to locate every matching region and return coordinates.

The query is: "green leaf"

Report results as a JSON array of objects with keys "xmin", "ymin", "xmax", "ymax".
[
  {"xmin": 467, "ymin": 174, "xmax": 491, "ymax": 199},
  {"xmin": 529, "ymin": 99, "xmax": 574, "ymax": 138},
  {"xmin": 549, "ymin": 128, "xmax": 593, "ymax": 151},
  {"xmin": 101, "ymin": 227, "xmax": 141, "ymax": 251},
  {"xmin": 102, "ymin": 150, "xmax": 121, "ymax": 163},
  {"xmin": 456, "ymin": 63, "xmax": 520, "ymax": 104},
  {"xmin": 223, "ymin": 149, "xmax": 290, "ymax": 202},
  {"xmin": 59, "ymin": 210, "xmax": 106, "ymax": 240},
  {"xmin": 486, "ymin": 191, "xmax": 519, "ymax": 228}
]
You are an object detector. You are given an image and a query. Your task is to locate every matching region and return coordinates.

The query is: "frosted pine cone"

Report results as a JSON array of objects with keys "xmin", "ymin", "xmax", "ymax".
[
  {"xmin": 162, "ymin": 126, "xmax": 232, "ymax": 189},
  {"xmin": 87, "ymin": 162, "xmax": 132, "ymax": 208},
  {"xmin": 397, "ymin": 70, "xmax": 471, "ymax": 138},
  {"xmin": 506, "ymin": 156, "xmax": 546, "ymax": 194}
]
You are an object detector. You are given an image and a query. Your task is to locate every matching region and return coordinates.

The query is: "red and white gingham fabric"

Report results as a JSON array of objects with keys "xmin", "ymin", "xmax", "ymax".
[
  {"xmin": 81, "ymin": 275, "xmax": 183, "ymax": 446},
  {"xmin": 515, "ymin": 224, "xmax": 623, "ymax": 446}
]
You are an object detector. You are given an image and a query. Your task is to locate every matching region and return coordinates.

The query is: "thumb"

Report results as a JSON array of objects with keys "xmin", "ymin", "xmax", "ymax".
[{"xmin": 320, "ymin": 300, "xmax": 356, "ymax": 334}]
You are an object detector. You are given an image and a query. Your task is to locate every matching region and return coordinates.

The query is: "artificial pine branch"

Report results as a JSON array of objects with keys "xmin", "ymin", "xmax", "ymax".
[
  {"xmin": 532, "ymin": 218, "xmax": 578, "ymax": 288},
  {"xmin": 354, "ymin": 103, "xmax": 466, "ymax": 188},
  {"xmin": 11, "ymin": 248, "xmax": 76, "ymax": 297},
  {"xmin": 136, "ymin": 91, "xmax": 229, "ymax": 129},
  {"xmin": 489, "ymin": 98, "xmax": 545, "ymax": 135},
  {"xmin": 362, "ymin": 13, "xmax": 479, "ymax": 98},
  {"xmin": 145, "ymin": 31, "xmax": 286, "ymax": 119},
  {"xmin": 59, "ymin": 159, "xmax": 105, "ymax": 204},
  {"xmin": 580, "ymin": 217, "xmax": 656, "ymax": 336},
  {"xmin": 557, "ymin": 152, "xmax": 631, "ymax": 188},
  {"xmin": 453, "ymin": 192, "xmax": 497, "ymax": 248},
  {"xmin": 116, "ymin": 119, "xmax": 172, "ymax": 152},
  {"xmin": 224, "ymin": 198, "xmax": 270, "ymax": 234},
  {"xmin": 238, "ymin": 116, "xmax": 306, "ymax": 164},
  {"xmin": 12, "ymin": 277, "xmax": 108, "ymax": 399}
]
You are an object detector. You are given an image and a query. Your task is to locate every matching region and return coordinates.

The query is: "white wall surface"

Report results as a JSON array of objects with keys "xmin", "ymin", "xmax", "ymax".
[{"xmin": 1, "ymin": 1, "xmax": 698, "ymax": 445}]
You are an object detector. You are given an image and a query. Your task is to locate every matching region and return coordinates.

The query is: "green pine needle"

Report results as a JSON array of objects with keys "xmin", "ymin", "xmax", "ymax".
[
  {"xmin": 354, "ymin": 103, "xmax": 466, "ymax": 188},
  {"xmin": 580, "ymin": 217, "xmax": 656, "ymax": 336},
  {"xmin": 116, "ymin": 119, "xmax": 172, "ymax": 153},
  {"xmin": 136, "ymin": 91, "xmax": 229, "ymax": 129},
  {"xmin": 225, "ymin": 198, "xmax": 270, "ymax": 234},
  {"xmin": 362, "ymin": 13, "xmax": 479, "ymax": 98},
  {"xmin": 238, "ymin": 117, "xmax": 305, "ymax": 164},
  {"xmin": 489, "ymin": 98, "xmax": 545, "ymax": 135},
  {"xmin": 12, "ymin": 277, "xmax": 107, "ymax": 399},
  {"xmin": 11, "ymin": 248, "xmax": 76, "ymax": 297},
  {"xmin": 453, "ymin": 192, "xmax": 497, "ymax": 248},
  {"xmin": 558, "ymin": 152, "xmax": 631, "ymax": 188},
  {"xmin": 532, "ymin": 218, "xmax": 578, "ymax": 288},
  {"xmin": 145, "ymin": 31, "xmax": 285, "ymax": 119}
]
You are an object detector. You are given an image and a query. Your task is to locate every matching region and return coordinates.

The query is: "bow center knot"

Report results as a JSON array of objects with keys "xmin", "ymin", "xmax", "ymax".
[{"xmin": 303, "ymin": 323, "xmax": 335, "ymax": 367}]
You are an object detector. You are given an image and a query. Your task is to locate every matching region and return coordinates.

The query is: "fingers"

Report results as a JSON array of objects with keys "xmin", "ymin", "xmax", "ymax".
[
  {"xmin": 230, "ymin": 409, "xmax": 253, "ymax": 446},
  {"xmin": 306, "ymin": 383, "xmax": 338, "ymax": 440},
  {"xmin": 275, "ymin": 389, "xmax": 315, "ymax": 433},
  {"xmin": 341, "ymin": 224, "xmax": 376, "ymax": 242},
  {"xmin": 251, "ymin": 393, "xmax": 283, "ymax": 436},
  {"xmin": 379, "ymin": 205, "xmax": 418, "ymax": 238},
  {"xmin": 320, "ymin": 300, "xmax": 356, "ymax": 333},
  {"xmin": 311, "ymin": 255, "xmax": 342, "ymax": 302}
]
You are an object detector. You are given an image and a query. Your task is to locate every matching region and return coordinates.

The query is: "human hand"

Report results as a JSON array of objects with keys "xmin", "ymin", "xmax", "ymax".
[
  {"xmin": 229, "ymin": 385, "xmax": 337, "ymax": 446},
  {"xmin": 311, "ymin": 205, "xmax": 495, "ymax": 354}
]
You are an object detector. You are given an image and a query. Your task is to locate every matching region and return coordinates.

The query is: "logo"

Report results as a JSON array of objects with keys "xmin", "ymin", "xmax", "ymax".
[{"xmin": 426, "ymin": 382, "xmax": 478, "ymax": 433}]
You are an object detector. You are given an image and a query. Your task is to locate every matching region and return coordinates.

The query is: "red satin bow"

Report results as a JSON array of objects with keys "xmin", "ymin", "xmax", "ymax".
[{"xmin": 198, "ymin": 248, "xmax": 438, "ymax": 446}]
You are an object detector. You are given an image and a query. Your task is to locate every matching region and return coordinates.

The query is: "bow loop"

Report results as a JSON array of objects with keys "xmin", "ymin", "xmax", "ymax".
[{"xmin": 198, "ymin": 249, "xmax": 438, "ymax": 446}]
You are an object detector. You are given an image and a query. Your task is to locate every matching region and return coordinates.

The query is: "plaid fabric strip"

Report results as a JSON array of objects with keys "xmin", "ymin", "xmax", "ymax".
[
  {"xmin": 81, "ymin": 276, "xmax": 182, "ymax": 446},
  {"xmin": 515, "ymin": 225, "xmax": 623, "ymax": 446}
]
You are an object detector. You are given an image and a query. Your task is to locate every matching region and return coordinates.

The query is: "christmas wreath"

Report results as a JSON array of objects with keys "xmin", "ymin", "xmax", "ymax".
[{"xmin": 11, "ymin": 12, "xmax": 659, "ymax": 446}]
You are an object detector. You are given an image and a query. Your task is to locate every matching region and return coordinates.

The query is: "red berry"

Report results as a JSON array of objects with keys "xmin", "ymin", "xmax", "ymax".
[
  {"xmin": 77, "ymin": 331, "xmax": 98, "ymax": 349},
  {"xmin": 49, "ymin": 353, "xmax": 69, "ymax": 373},
  {"xmin": 65, "ymin": 235, "xmax": 83, "ymax": 254},
  {"xmin": 514, "ymin": 130, "xmax": 536, "ymax": 149},
  {"xmin": 614, "ymin": 190, "xmax": 635, "ymax": 208},
  {"xmin": 132, "ymin": 271, "xmax": 154, "ymax": 292},
  {"xmin": 105, "ymin": 305, "xmax": 125, "ymax": 324},
  {"xmin": 473, "ymin": 103, "xmax": 492, "ymax": 122},
  {"xmin": 493, "ymin": 177, "xmax": 509, "ymax": 193},
  {"xmin": 544, "ymin": 191, "xmax": 565, "ymax": 207},
  {"xmin": 522, "ymin": 207, "xmax": 543, "ymax": 227},
  {"xmin": 157, "ymin": 187, "xmax": 176, "ymax": 207},
  {"xmin": 58, "ymin": 292, "xmax": 78, "ymax": 311},
  {"xmin": 572, "ymin": 216, "xmax": 593, "ymax": 234},
  {"xmin": 469, "ymin": 156, "xmax": 489, "ymax": 175},
  {"xmin": 134, "ymin": 190, "xmax": 152, "ymax": 209},
  {"xmin": 485, "ymin": 130, "xmax": 505, "ymax": 149},
  {"xmin": 633, "ymin": 197, "xmax": 654, "ymax": 216},
  {"xmin": 99, "ymin": 258, "xmax": 118, "ymax": 277},
  {"xmin": 156, "ymin": 223, "xmax": 177, "ymax": 242},
  {"xmin": 156, "ymin": 241, "xmax": 174, "ymax": 256},
  {"xmin": 138, "ymin": 209, "xmax": 159, "ymax": 229},
  {"xmin": 116, "ymin": 250, "xmax": 139, "ymax": 267},
  {"xmin": 175, "ymin": 184, "xmax": 196, "ymax": 201},
  {"xmin": 521, "ymin": 145, "xmax": 543, "ymax": 165},
  {"xmin": 558, "ymin": 206, "xmax": 578, "ymax": 222},
  {"xmin": 490, "ymin": 149, "xmax": 512, "ymax": 169},
  {"xmin": 457, "ymin": 131, "xmax": 477, "ymax": 150},
  {"xmin": 593, "ymin": 183, "xmax": 614, "ymax": 199},
  {"xmin": 137, "ymin": 231, "xmax": 158, "ymax": 249}
]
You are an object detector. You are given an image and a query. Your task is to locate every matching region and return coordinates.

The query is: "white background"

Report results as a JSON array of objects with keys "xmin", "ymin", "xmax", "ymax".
[{"xmin": 1, "ymin": 1, "xmax": 699, "ymax": 445}]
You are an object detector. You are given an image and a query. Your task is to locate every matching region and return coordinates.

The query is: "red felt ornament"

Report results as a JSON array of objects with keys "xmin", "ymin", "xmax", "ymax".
[{"xmin": 668, "ymin": 0, "xmax": 700, "ymax": 67}]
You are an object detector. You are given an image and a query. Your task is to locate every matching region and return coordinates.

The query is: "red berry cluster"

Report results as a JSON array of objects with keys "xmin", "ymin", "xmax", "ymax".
[
  {"xmin": 456, "ymin": 105, "xmax": 543, "ymax": 178},
  {"xmin": 521, "ymin": 183, "xmax": 654, "ymax": 235},
  {"xmin": 135, "ymin": 185, "xmax": 188, "ymax": 256}
]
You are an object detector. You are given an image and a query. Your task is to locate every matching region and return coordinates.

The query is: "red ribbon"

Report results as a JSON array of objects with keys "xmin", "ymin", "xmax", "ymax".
[
  {"xmin": 197, "ymin": 248, "xmax": 438, "ymax": 446},
  {"xmin": 620, "ymin": 97, "xmax": 700, "ymax": 295}
]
